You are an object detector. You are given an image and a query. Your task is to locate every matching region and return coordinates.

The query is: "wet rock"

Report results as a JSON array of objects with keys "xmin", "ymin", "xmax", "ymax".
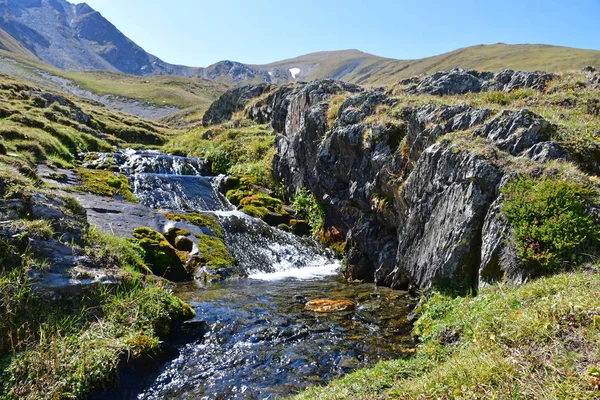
[
  {"xmin": 290, "ymin": 219, "xmax": 311, "ymax": 237},
  {"xmin": 175, "ymin": 235, "xmax": 194, "ymax": 252},
  {"xmin": 304, "ymin": 299, "xmax": 356, "ymax": 312},
  {"xmin": 170, "ymin": 320, "xmax": 208, "ymax": 345}
]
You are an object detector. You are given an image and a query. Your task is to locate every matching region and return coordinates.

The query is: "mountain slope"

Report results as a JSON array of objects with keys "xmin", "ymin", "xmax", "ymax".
[
  {"xmin": 252, "ymin": 44, "xmax": 600, "ymax": 86},
  {"xmin": 0, "ymin": 0, "xmax": 198, "ymax": 76},
  {"xmin": 0, "ymin": 0, "xmax": 599, "ymax": 87}
]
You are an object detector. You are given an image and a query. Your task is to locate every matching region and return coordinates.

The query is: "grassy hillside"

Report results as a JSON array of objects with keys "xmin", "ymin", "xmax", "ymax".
[
  {"xmin": 0, "ymin": 73, "xmax": 198, "ymax": 398},
  {"xmin": 0, "ymin": 29, "xmax": 39, "ymax": 60},
  {"xmin": 254, "ymin": 44, "xmax": 600, "ymax": 86},
  {"xmin": 0, "ymin": 51, "xmax": 228, "ymax": 114}
]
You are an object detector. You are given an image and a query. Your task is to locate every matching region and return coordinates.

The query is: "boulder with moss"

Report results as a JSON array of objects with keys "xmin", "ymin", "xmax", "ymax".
[{"xmin": 132, "ymin": 227, "xmax": 189, "ymax": 281}]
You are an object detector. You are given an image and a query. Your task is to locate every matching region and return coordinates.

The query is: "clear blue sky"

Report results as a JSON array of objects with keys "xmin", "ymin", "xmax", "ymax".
[{"xmin": 83, "ymin": 0, "xmax": 600, "ymax": 67}]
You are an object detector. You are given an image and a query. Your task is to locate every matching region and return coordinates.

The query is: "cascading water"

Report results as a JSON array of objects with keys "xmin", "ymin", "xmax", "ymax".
[{"xmin": 89, "ymin": 150, "xmax": 413, "ymax": 399}]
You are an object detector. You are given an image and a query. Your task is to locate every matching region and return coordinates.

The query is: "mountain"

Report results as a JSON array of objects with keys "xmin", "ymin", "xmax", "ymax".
[
  {"xmin": 1, "ymin": 0, "xmax": 600, "ymax": 88},
  {"xmin": 0, "ymin": 0, "xmax": 200, "ymax": 75}
]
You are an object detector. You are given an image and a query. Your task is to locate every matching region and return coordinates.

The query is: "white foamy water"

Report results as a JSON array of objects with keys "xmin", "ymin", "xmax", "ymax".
[{"xmin": 248, "ymin": 262, "xmax": 340, "ymax": 281}]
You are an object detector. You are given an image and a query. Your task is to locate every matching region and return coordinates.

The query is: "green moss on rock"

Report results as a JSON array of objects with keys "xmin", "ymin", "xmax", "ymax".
[
  {"xmin": 77, "ymin": 168, "xmax": 138, "ymax": 202},
  {"xmin": 163, "ymin": 212, "xmax": 224, "ymax": 238},
  {"xmin": 194, "ymin": 234, "xmax": 235, "ymax": 269},
  {"xmin": 132, "ymin": 227, "xmax": 189, "ymax": 281}
]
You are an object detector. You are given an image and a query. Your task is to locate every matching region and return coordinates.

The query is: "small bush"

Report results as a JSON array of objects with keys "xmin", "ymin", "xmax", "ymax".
[
  {"xmin": 293, "ymin": 188, "xmax": 325, "ymax": 234},
  {"xmin": 502, "ymin": 176, "xmax": 599, "ymax": 270}
]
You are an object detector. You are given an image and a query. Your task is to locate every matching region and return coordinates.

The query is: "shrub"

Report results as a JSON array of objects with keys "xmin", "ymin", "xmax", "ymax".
[
  {"xmin": 293, "ymin": 188, "xmax": 325, "ymax": 234},
  {"xmin": 501, "ymin": 177, "xmax": 599, "ymax": 270}
]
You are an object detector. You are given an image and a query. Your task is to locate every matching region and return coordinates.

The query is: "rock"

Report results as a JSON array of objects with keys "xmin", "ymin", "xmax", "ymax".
[
  {"xmin": 30, "ymin": 192, "xmax": 66, "ymax": 220},
  {"xmin": 132, "ymin": 227, "xmax": 190, "ymax": 282},
  {"xmin": 410, "ymin": 68, "xmax": 484, "ymax": 95},
  {"xmin": 406, "ymin": 68, "xmax": 556, "ymax": 96},
  {"xmin": 584, "ymin": 66, "xmax": 600, "ymax": 86},
  {"xmin": 257, "ymin": 78, "xmax": 567, "ymax": 293},
  {"xmin": 304, "ymin": 299, "xmax": 356, "ymax": 313},
  {"xmin": 381, "ymin": 142, "xmax": 502, "ymax": 292},
  {"xmin": 174, "ymin": 235, "xmax": 194, "ymax": 252},
  {"xmin": 202, "ymin": 83, "xmax": 273, "ymax": 126},
  {"xmin": 473, "ymin": 109, "xmax": 556, "ymax": 156},
  {"xmin": 170, "ymin": 319, "xmax": 208, "ymax": 345},
  {"xmin": 521, "ymin": 141, "xmax": 571, "ymax": 162},
  {"xmin": 478, "ymin": 192, "xmax": 529, "ymax": 286}
]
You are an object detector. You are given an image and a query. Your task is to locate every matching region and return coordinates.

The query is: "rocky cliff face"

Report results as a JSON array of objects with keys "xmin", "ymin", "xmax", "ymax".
[{"xmin": 220, "ymin": 70, "xmax": 586, "ymax": 293}]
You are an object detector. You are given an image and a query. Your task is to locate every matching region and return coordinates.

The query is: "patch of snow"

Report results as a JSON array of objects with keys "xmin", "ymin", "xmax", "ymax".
[
  {"xmin": 289, "ymin": 68, "xmax": 300, "ymax": 79},
  {"xmin": 268, "ymin": 71, "xmax": 273, "ymax": 76}
]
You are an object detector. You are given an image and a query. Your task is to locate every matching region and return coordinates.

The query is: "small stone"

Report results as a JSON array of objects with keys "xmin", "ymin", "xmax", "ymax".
[
  {"xmin": 304, "ymin": 299, "xmax": 356, "ymax": 313},
  {"xmin": 175, "ymin": 235, "xmax": 194, "ymax": 252}
]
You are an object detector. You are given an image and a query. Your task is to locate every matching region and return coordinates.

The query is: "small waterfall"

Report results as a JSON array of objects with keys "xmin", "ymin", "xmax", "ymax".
[
  {"xmin": 218, "ymin": 212, "xmax": 339, "ymax": 278},
  {"xmin": 90, "ymin": 149, "xmax": 339, "ymax": 279}
]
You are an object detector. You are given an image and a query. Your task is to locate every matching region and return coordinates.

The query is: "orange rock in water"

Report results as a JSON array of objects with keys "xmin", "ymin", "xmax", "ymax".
[{"xmin": 304, "ymin": 299, "xmax": 356, "ymax": 313}]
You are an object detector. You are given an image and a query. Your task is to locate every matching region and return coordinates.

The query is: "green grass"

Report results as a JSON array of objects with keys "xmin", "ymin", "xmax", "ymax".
[
  {"xmin": 0, "ymin": 221, "xmax": 194, "ymax": 399},
  {"xmin": 0, "ymin": 276, "xmax": 194, "ymax": 399},
  {"xmin": 0, "ymin": 50, "xmax": 228, "ymax": 113},
  {"xmin": 163, "ymin": 121, "xmax": 276, "ymax": 187},
  {"xmin": 297, "ymin": 267, "xmax": 600, "ymax": 399}
]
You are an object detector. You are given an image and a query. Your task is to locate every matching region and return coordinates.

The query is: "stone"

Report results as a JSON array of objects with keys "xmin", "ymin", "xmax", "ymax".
[
  {"xmin": 202, "ymin": 83, "xmax": 273, "ymax": 126},
  {"xmin": 304, "ymin": 299, "xmax": 356, "ymax": 313},
  {"xmin": 406, "ymin": 68, "xmax": 556, "ymax": 96},
  {"xmin": 174, "ymin": 235, "xmax": 194, "ymax": 252},
  {"xmin": 473, "ymin": 109, "xmax": 555, "ymax": 156}
]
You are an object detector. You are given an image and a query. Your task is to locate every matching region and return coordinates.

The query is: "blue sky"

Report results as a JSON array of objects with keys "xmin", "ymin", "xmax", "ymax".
[{"xmin": 83, "ymin": 0, "xmax": 600, "ymax": 67}]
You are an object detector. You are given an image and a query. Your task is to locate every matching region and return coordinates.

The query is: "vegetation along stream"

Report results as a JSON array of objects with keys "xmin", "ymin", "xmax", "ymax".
[{"xmin": 84, "ymin": 150, "xmax": 414, "ymax": 399}]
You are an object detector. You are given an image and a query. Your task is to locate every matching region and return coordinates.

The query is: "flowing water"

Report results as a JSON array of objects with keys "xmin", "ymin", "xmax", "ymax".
[{"xmin": 93, "ymin": 150, "xmax": 414, "ymax": 399}]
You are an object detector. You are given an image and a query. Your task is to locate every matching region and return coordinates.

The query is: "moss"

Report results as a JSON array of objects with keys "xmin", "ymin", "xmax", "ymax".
[
  {"xmin": 239, "ymin": 204, "xmax": 269, "ymax": 219},
  {"xmin": 132, "ymin": 227, "xmax": 189, "ymax": 281},
  {"xmin": 194, "ymin": 234, "xmax": 235, "ymax": 269},
  {"xmin": 76, "ymin": 168, "xmax": 138, "ymax": 202},
  {"xmin": 226, "ymin": 188, "xmax": 254, "ymax": 206},
  {"xmin": 163, "ymin": 227, "xmax": 191, "ymax": 245},
  {"xmin": 163, "ymin": 212, "xmax": 224, "ymax": 238}
]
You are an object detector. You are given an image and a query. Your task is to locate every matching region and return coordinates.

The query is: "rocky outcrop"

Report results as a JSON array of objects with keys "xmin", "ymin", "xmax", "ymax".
[
  {"xmin": 249, "ymin": 74, "xmax": 572, "ymax": 293},
  {"xmin": 202, "ymin": 83, "xmax": 273, "ymax": 126},
  {"xmin": 404, "ymin": 68, "xmax": 556, "ymax": 95}
]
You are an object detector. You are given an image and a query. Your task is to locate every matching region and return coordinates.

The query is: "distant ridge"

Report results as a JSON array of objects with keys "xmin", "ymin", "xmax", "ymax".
[{"xmin": 0, "ymin": 0, "xmax": 599, "ymax": 86}]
